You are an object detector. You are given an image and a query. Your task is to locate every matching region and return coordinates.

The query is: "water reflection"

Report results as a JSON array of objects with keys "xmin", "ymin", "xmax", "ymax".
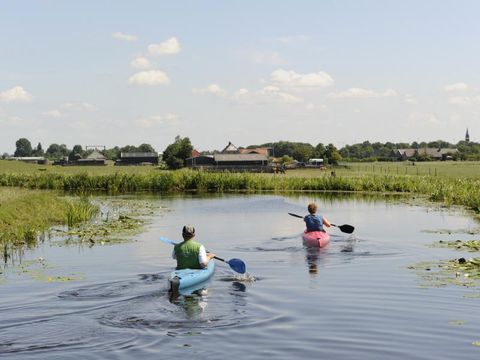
[
  {"xmin": 302, "ymin": 246, "xmax": 319, "ymax": 275},
  {"xmin": 169, "ymin": 288, "xmax": 209, "ymax": 319}
]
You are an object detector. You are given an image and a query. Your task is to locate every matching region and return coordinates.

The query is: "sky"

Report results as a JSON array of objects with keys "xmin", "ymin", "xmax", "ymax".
[{"xmin": 1, "ymin": 0, "xmax": 479, "ymax": 154}]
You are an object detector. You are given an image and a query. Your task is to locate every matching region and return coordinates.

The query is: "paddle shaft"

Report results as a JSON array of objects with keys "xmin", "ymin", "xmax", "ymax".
[{"xmin": 287, "ymin": 213, "xmax": 354, "ymax": 234}]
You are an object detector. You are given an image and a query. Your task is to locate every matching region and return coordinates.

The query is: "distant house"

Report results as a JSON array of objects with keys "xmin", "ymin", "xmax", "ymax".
[
  {"xmin": 185, "ymin": 155, "xmax": 215, "ymax": 167},
  {"xmin": 185, "ymin": 142, "xmax": 270, "ymax": 171},
  {"xmin": 239, "ymin": 147, "xmax": 273, "ymax": 157},
  {"xmin": 115, "ymin": 152, "xmax": 159, "ymax": 166},
  {"xmin": 191, "ymin": 149, "xmax": 201, "ymax": 158},
  {"xmin": 221, "ymin": 141, "xmax": 240, "ymax": 153},
  {"xmin": 10, "ymin": 156, "xmax": 47, "ymax": 165},
  {"xmin": 306, "ymin": 158, "xmax": 324, "ymax": 167},
  {"xmin": 394, "ymin": 148, "xmax": 458, "ymax": 161},
  {"xmin": 76, "ymin": 150, "xmax": 107, "ymax": 166}
]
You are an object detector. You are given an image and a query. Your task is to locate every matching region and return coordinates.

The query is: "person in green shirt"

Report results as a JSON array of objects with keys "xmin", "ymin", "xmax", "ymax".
[{"xmin": 172, "ymin": 225, "xmax": 215, "ymax": 270}]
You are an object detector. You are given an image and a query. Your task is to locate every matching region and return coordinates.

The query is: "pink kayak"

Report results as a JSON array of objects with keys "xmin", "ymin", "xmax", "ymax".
[{"xmin": 302, "ymin": 230, "xmax": 330, "ymax": 248}]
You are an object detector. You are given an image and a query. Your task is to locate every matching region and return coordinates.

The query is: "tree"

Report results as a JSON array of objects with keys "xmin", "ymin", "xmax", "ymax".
[
  {"xmin": 14, "ymin": 138, "xmax": 33, "ymax": 157},
  {"xmin": 162, "ymin": 136, "xmax": 193, "ymax": 169},
  {"xmin": 325, "ymin": 143, "xmax": 341, "ymax": 165},
  {"xmin": 313, "ymin": 143, "xmax": 326, "ymax": 159},
  {"xmin": 46, "ymin": 143, "xmax": 70, "ymax": 159},
  {"xmin": 32, "ymin": 142, "xmax": 44, "ymax": 156},
  {"xmin": 137, "ymin": 143, "xmax": 156, "ymax": 153},
  {"xmin": 69, "ymin": 145, "xmax": 84, "ymax": 161}
]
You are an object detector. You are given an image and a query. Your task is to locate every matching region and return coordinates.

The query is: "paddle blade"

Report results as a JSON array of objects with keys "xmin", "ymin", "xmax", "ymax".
[
  {"xmin": 160, "ymin": 236, "xmax": 177, "ymax": 245},
  {"xmin": 335, "ymin": 224, "xmax": 355, "ymax": 234},
  {"xmin": 288, "ymin": 212, "xmax": 304, "ymax": 219},
  {"xmin": 226, "ymin": 258, "xmax": 246, "ymax": 274}
]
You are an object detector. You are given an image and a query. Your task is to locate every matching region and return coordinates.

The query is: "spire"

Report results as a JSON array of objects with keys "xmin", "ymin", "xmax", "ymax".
[{"xmin": 465, "ymin": 128, "xmax": 470, "ymax": 143}]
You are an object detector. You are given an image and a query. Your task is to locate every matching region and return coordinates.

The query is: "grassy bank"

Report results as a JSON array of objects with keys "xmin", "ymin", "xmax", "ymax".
[
  {"xmin": 0, "ymin": 188, "xmax": 98, "ymax": 251},
  {"xmin": 0, "ymin": 170, "xmax": 479, "ymax": 213}
]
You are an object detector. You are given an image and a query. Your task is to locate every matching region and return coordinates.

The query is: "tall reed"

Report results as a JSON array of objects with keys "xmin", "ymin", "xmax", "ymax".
[{"xmin": 0, "ymin": 170, "xmax": 479, "ymax": 213}]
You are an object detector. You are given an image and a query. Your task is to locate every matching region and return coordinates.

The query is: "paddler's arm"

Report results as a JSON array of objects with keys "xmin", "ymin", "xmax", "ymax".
[
  {"xmin": 198, "ymin": 245, "xmax": 216, "ymax": 268},
  {"xmin": 322, "ymin": 217, "xmax": 331, "ymax": 228}
]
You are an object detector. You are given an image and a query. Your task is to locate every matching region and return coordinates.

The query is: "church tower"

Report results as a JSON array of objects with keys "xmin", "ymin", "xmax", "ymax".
[{"xmin": 465, "ymin": 128, "xmax": 470, "ymax": 143}]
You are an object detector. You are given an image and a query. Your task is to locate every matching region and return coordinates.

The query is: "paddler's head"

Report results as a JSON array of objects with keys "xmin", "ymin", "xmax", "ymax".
[
  {"xmin": 182, "ymin": 224, "xmax": 195, "ymax": 240},
  {"xmin": 307, "ymin": 203, "xmax": 317, "ymax": 214}
]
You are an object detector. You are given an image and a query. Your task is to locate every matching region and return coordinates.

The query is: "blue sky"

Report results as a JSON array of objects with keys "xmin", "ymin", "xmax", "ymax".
[{"xmin": 1, "ymin": 0, "xmax": 479, "ymax": 153}]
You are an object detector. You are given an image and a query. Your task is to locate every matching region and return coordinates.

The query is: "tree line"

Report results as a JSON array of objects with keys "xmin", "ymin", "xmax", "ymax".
[{"xmin": 5, "ymin": 137, "xmax": 480, "ymax": 169}]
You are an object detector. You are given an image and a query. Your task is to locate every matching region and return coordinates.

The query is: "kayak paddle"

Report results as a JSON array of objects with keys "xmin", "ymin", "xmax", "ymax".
[
  {"xmin": 159, "ymin": 236, "xmax": 246, "ymax": 274},
  {"xmin": 287, "ymin": 213, "xmax": 355, "ymax": 234}
]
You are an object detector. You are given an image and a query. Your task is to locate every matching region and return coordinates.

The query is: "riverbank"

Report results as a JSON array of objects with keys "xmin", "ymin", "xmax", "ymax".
[
  {"xmin": 0, "ymin": 188, "xmax": 98, "ymax": 255},
  {"xmin": 0, "ymin": 170, "xmax": 479, "ymax": 214}
]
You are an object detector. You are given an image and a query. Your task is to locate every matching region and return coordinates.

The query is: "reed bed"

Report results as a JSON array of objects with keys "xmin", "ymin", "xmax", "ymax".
[
  {"xmin": 0, "ymin": 188, "xmax": 99, "ymax": 250},
  {"xmin": 0, "ymin": 170, "xmax": 479, "ymax": 213}
]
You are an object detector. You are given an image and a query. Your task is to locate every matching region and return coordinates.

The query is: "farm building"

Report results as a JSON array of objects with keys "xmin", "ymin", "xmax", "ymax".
[
  {"xmin": 185, "ymin": 155, "xmax": 215, "ymax": 167},
  {"xmin": 394, "ymin": 148, "xmax": 458, "ymax": 161},
  {"xmin": 115, "ymin": 152, "xmax": 159, "ymax": 165},
  {"xmin": 9, "ymin": 157, "xmax": 48, "ymax": 165},
  {"xmin": 186, "ymin": 142, "xmax": 271, "ymax": 171},
  {"xmin": 76, "ymin": 150, "xmax": 107, "ymax": 166}
]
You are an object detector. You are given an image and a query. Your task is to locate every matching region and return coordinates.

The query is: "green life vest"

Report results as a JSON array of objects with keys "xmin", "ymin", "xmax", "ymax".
[{"xmin": 174, "ymin": 240, "xmax": 202, "ymax": 269}]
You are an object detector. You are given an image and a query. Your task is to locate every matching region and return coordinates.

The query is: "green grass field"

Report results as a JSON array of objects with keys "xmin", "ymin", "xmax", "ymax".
[{"xmin": 2, "ymin": 159, "xmax": 479, "ymax": 179}]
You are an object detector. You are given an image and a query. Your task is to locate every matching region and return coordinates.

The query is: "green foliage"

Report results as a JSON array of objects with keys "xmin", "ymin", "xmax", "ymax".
[
  {"xmin": 14, "ymin": 138, "xmax": 33, "ymax": 157},
  {"xmin": 66, "ymin": 197, "xmax": 99, "ymax": 227},
  {"xmin": 162, "ymin": 136, "xmax": 193, "ymax": 169},
  {"xmin": 46, "ymin": 143, "xmax": 70, "ymax": 159},
  {"xmin": 0, "ymin": 189, "xmax": 97, "ymax": 248}
]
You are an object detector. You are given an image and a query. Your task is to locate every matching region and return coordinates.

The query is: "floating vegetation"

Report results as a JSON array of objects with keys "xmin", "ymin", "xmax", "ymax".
[
  {"xmin": 423, "ymin": 228, "xmax": 480, "ymax": 235},
  {"xmin": 51, "ymin": 198, "xmax": 163, "ymax": 247},
  {"xmin": 432, "ymin": 240, "xmax": 480, "ymax": 252},
  {"xmin": 448, "ymin": 320, "xmax": 465, "ymax": 326},
  {"xmin": 4, "ymin": 257, "xmax": 84, "ymax": 283},
  {"xmin": 408, "ymin": 257, "xmax": 480, "ymax": 288}
]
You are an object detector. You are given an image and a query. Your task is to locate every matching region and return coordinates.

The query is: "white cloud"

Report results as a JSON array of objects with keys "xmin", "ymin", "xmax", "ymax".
[
  {"xmin": 68, "ymin": 121, "xmax": 88, "ymax": 130},
  {"xmin": 135, "ymin": 113, "xmax": 179, "ymax": 128},
  {"xmin": 270, "ymin": 69, "xmax": 334, "ymax": 90},
  {"xmin": 148, "ymin": 37, "xmax": 181, "ymax": 56},
  {"xmin": 404, "ymin": 94, "xmax": 418, "ymax": 104},
  {"xmin": 327, "ymin": 88, "xmax": 397, "ymax": 99},
  {"xmin": 43, "ymin": 109, "xmax": 63, "ymax": 118},
  {"xmin": 251, "ymin": 52, "xmax": 286, "ymax": 65},
  {"xmin": 192, "ymin": 84, "xmax": 227, "ymax": 97},
  {"xmin": 233, "ymin": 86, "xmax": 303, "ymax": 105},
  {"xmin": 276, "ymin": 35, "xmax": 309, "ymax": 44},
  {"xmin": 408, "ymin": 112, "xmax": 441, "ymax": 126},
  {"xmin": 113, "ymin": 32, "xmax": 138, "ymax": 42},
  {"xmin": 0, "ymin": 115, "xmax": 25, "ymax": 125},
  {"xmin": 444, "ymin": 82, "xmax": 469, "ymax": 92},
  {"xmin": 233, "ymin": 88, "xmax": 249, "ymax": 97},
  {"xmin": 0, "ymin": 86, "xmax": 33, "ymax": 103},
  {"xmin": 448, "ymin": 95, "xmax": 480, "ymax": 106},
  {"xmin": 128, "ymin": 70, "xmax": 170, "ymax": 86},
  {"xmin": 62, "ymin": 102, "xmax": 96, "ymax": 111},
  {"xmin": 130, "ymin": 57, "xmax": 152, "ymax": 69}
]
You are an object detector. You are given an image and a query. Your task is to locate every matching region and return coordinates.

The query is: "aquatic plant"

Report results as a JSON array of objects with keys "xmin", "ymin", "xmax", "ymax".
[
  {"xmin": 0, "ymin": 188, "xmax": 99, "ymax": 262},
  {"xmin": 66, "ymin": 197, "xmax": 99, "ymax": 227}
]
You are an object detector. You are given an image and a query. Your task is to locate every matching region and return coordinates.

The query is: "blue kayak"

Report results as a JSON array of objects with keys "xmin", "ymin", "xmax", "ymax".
[{"xmin": 169, "ymin": 261, "xmax": 215, "ymax": 292}]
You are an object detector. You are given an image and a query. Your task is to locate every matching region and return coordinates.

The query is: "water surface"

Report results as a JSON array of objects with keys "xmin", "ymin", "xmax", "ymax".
[{"xmin": 1, "ymin": 194, "xmax": 480, "ymax": 359}]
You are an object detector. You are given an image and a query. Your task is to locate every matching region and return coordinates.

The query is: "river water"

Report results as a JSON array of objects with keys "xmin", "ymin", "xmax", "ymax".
[{"xmin": 1, "ymin": 194, "xmax": 480, "ymax": 359}]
